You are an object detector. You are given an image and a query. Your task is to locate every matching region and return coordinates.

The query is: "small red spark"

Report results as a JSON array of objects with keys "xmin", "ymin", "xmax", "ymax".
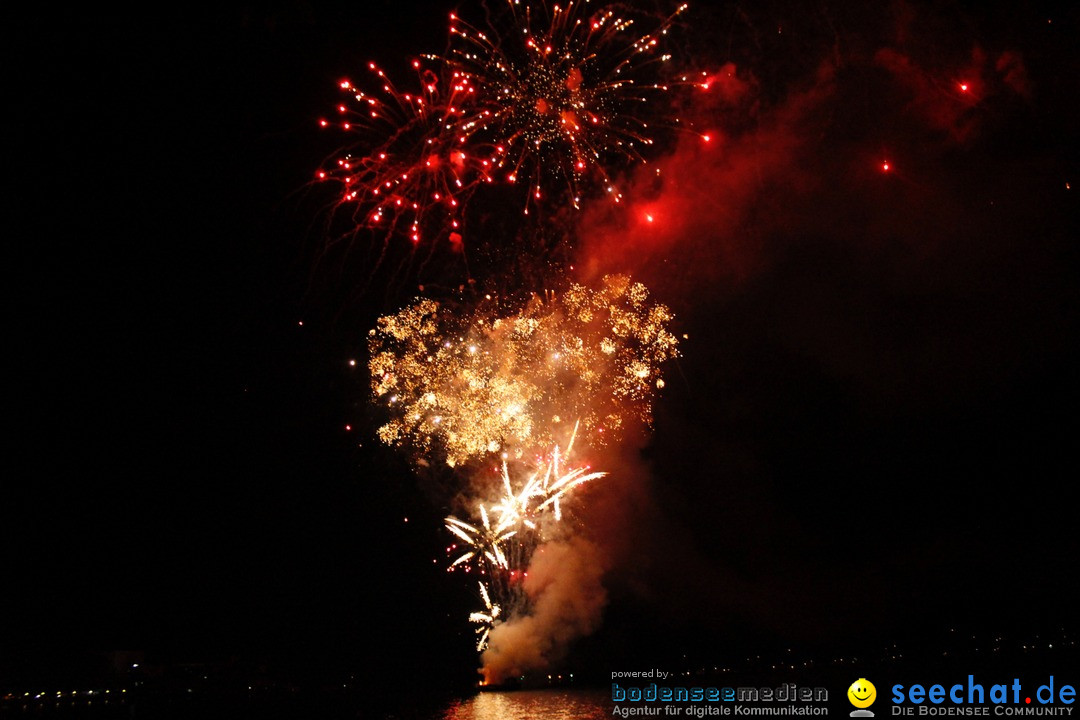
[{"xmin": 882, "ymin": 161, "xmax": 891, "ymax": 172}]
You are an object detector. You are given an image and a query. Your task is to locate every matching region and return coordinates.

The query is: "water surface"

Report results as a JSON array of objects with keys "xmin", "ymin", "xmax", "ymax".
[{"xmin": 435, "ymin": 687, "xmax": 610, "ymax": 720}]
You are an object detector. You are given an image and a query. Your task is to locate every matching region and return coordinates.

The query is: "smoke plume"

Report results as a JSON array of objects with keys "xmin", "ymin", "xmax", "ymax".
[{"xmin": 479, "ymin": 535, "xmax": 609, "ymax": 685}]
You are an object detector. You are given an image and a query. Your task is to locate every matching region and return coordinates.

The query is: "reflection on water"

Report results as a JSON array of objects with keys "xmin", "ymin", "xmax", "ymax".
[
  {"xmin": 439, "ymin": 688, "xmax": 609, "ymax": 720},
  {"xmin": 0, "ymin": 686, "xmax": 613, "ymax": 720}
]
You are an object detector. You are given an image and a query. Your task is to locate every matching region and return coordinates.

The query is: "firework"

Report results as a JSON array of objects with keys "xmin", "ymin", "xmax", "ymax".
[
  {"xmin": 449, "ymin": 421, "xmax": 606, "ymax": 576},
  {"xmin": 368, "ymin": 273, "xmax": 680, "ymax": 468},
  {"xmin": 318, "ymin": 0, "xmax": 695, "ymax": 674},
  {"xmin": 491, "ymin": 421, "xmax": 606, "ymax": 525},
  {"xmin": 445, "ymin": 0, "xmax": 703, "ymax": 212},
  {"xmin": 316, "ymin": 59, "xmax": 497, "ymax": 252},
  {"xmin": 445, "ymin": 420, "xmax": 607, "ymax": 649},
  {"xmin": 470, "ymin": 581, "xmax": 502, "ymax": 651},
  {"xmin": 445, "ymin": 504, "xmax": 518, "ymax": 570},
  {"xmin": 316, "ymin": 1, "xmax": 709, "ymax": 257}
]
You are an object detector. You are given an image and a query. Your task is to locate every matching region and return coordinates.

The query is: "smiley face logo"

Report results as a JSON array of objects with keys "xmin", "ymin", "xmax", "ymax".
[{"xmin": 848, "ymin": 679, "xmax": 877, "ymax": 709}]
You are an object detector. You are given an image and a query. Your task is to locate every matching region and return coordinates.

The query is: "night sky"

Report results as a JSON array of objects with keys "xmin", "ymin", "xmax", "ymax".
[{"xmin": 7, "ymin": 0, "xmax": 1079, "ymax": 701}]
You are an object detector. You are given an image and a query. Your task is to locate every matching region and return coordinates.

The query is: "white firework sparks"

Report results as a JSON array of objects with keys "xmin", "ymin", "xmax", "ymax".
[
  {"xmin": 445, "ymin": 504, "xmax": 517, "ymax": 570},
  {"xmin": 493, "ymin": 420, "xmax": 607, "ymax": 526},
  {"xmin": 470, "ymin": 581, "xmax": 502, "ymax": 651}
]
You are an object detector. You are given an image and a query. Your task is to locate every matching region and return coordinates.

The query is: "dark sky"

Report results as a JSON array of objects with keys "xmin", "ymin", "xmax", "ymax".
[{"xmin": 7, "ymin": 0, "xmax": 1079, "ymax": 694}]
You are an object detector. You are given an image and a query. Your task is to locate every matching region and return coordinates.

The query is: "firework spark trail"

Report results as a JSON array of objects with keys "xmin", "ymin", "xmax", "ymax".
[
  {"xmin": 334, "ymin": 2, "xmax": 694, "ymax": 679},
  {"xmin": 471, "ymin": 581, "xmax": 502, "ymax": 651},
  {"xmin": 367, "ymin": 274, "xmax": 676, "ymax": 669},
  {"xmin": 367, "ymin": 273, "xmax": 680, "ymax": 468},
  {"xmin": 444, "ymin": 420, "xmax": 609, "ymax": 655},
  {"xmin": 472, "ymin": 422, "xmax": 608, "ymax": 552},
  {"xmin": 316, "ymin": 1, "xmax": 710, "ymax": 267},
  {"xmin": 317, "ymin": 59, "xmax": 495, "ymax": 256},
  {"xmin": 445, "ymin": 503, "xmax": 517, "ymax": 570},
  {"xmin": 489, "ymin": 421, "xmax": 608, "ymax": 527},
  {"xmin": 445, "ymin": 0, "xmax": 707, "ymax": 212}
]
